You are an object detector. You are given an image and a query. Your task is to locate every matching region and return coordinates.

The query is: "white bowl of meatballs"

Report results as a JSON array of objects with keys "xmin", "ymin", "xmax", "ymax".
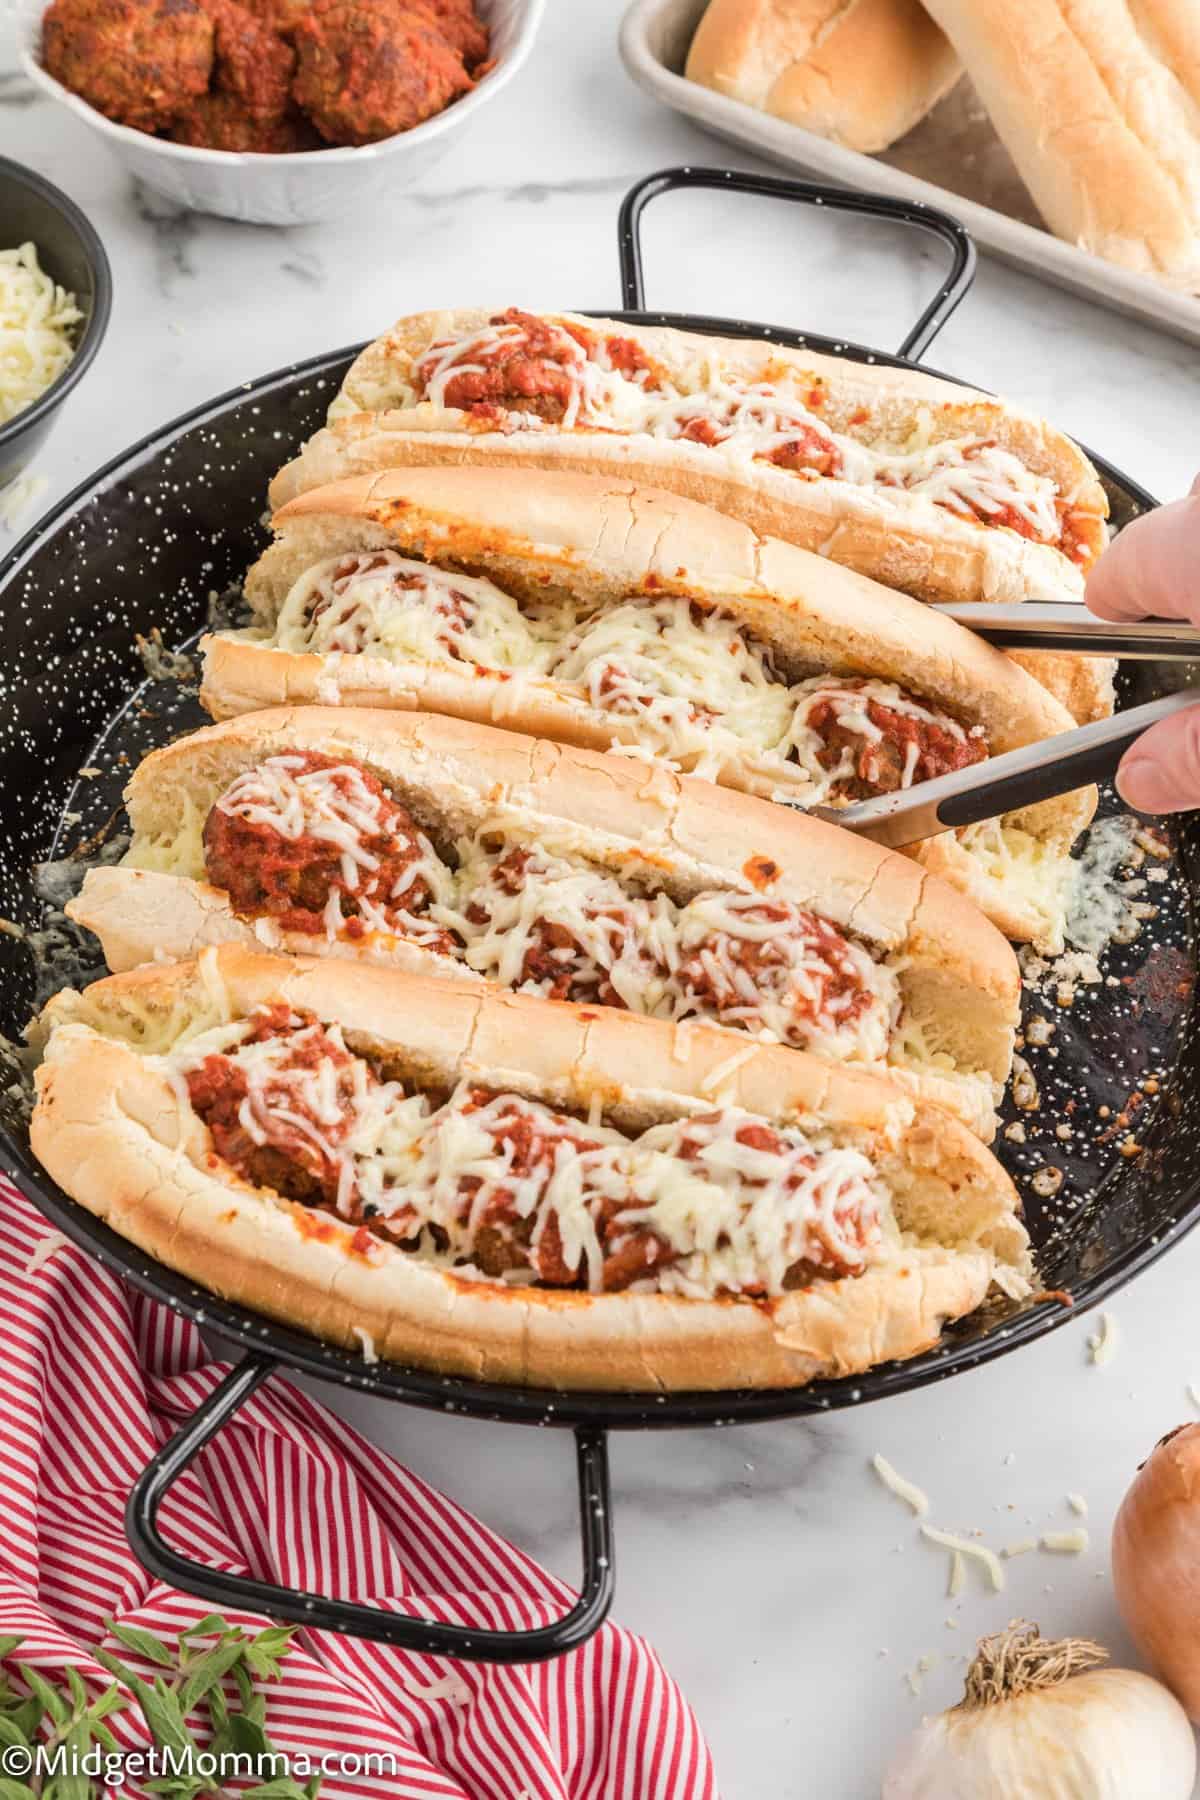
[{"xmin": 20, "ymin": 0, "xmax": 544, "ymax": 226}]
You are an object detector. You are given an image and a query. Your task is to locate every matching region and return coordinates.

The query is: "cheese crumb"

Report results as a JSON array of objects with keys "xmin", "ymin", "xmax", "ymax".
[
  {"xmin": 1088, "ymin": 1312, "xmax": 1119, "ymax": 1366},
  {"xmin": 24, "ymin": 1231, "xmax": 69, "ymax": 1275},
  {"xmin": 1042, "ymin": 1529, "xmax": 1089, "ymax": 1555},
  {"xmin": 1067, "ymin": 1493, "xmax": 1088, "ymax": 1518}
]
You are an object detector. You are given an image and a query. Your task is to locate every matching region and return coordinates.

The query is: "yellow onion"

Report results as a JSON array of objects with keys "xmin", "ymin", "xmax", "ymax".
[
  {"xmin": 882, "ymin": 1621, "xmax": 1195, "ymax": 1798},
  {"xmin": 1113, "ymin": 1422, "xmax": 1200, "ymax": 1718}
]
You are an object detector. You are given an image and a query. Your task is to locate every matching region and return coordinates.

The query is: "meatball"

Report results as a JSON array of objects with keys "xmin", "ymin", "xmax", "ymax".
[
  {"xmin": 201, "ymin": 0, "xmax": 295, "ymax": 118},
  {"xmin": 203, "ymin": 750, "xmax": 451, "ymax": 944},
  {"xmin": 241, "ymin": 0, "xmax": 309, "ymax": 34},
  {"xmin": 41, "ymin": 0, "xmax": 214, "ymax": 133},
  {"xmin": 293, "ymin": 0, "xmax": 473, "ymax": 145},
  {"xmin": 171, "ymin": 90, "xmax": 320, "ymax": 149},
  {"xmin": 413, "ymin": 0, "xmax": 488, "ymax": 68}
]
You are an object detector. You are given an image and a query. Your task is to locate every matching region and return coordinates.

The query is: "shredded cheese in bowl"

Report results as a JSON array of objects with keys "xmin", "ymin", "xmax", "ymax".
[{"xmin": 0, "ymin": 242, "xmax": 81, "ymax": 426}]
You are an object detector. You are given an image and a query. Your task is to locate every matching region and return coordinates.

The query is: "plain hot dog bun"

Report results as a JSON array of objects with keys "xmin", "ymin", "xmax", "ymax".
[
  {"xmin": 203, "ymin": 465, "xmax": 1096, "ymax": 947},
  {"xmin": 270, "ymin": 308, "xmax": 1109, "ymax": 613},
  {"xmin": 685, "ymin": 0, "xmax": 961, "ymax": 154},
  {"xmin": 31, "ymin": 947, "xmax": 1031, "ymax": 1391},
  {"xmin": 920, "ymin": 0, "xmax": 1200, "ymax": 291},
  {"xmin": 66, "ymin": 705, "xmax": 1020, "ymax": 1139}
]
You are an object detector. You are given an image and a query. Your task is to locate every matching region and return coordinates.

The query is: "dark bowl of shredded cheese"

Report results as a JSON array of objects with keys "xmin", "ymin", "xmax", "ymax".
[{"xmin": 0, "ymin": 155, "xmax": 112, "ymax": 504}]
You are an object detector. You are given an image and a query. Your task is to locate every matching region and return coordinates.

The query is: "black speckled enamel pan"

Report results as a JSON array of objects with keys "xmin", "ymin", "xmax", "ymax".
[{"xmin": 0, "ymin": 169, "xmax": 1194, "ymax": 1662}]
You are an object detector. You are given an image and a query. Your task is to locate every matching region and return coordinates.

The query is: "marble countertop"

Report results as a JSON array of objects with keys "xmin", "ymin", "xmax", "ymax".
[{"xmin": 6, "ymin": 2, "xmax": 1200, "ymax": 1793}]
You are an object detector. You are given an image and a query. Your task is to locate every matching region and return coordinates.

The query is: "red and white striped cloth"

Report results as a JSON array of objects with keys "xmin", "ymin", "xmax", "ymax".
[{"xmin": 0, "ymin": 1176, "xmax": 718, "ymax": 1799}]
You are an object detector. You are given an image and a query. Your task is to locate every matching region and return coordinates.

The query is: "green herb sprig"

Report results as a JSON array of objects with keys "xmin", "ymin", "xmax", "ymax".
[{"xmin": 0, "ymin": 1617, "xmax": 319, "ymax": 1799}]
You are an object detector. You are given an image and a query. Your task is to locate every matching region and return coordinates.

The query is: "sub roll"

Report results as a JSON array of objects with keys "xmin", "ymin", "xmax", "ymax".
[
  {"xmin": 685, "ymin": 0, "xmax": 962, "ymax": 154},
  {"xmin": 202, "ymin": 466, "xmax": 1096, "ymax": 946},
  {"xmin": 31, "ymin": 947, "xmax": 1031, "ymax": 1390},
  {"xmin": 921, "ymin": 0, "xmax": 1200, "ymax": 291},
  {"xmin": 66, "ymin": 706, "xmax": 1020, "ymax": 1139}
]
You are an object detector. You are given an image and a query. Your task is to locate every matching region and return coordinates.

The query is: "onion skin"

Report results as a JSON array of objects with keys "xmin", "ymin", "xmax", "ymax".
[
  {"xmin": 1113, "ymin": 1423, "xmax": 1200, "ymax": 1719},
  {"xmin": 882, "ymin": 1669, "xmax": 1196, "ymax": 1798}
]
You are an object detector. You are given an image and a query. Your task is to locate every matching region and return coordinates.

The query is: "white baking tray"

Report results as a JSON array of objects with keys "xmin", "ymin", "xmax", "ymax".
[{"xmin": 621, "ymin": 0, "xmax": 1200, "ymax": 348}]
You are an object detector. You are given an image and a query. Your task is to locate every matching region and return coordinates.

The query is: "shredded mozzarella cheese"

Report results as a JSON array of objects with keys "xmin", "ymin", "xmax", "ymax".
[
  {"xmin": 871, "ymin": 1452, "xmax": 930, "ymax": 1517},
  {"xmin": 0, "ymin": 243, "xmax": 80, "ymax": 425},
  {"xmin": 248, "ymin": 565, "xmax": 982, "ymax": 800},
  {"xmin": 169, "ymin": 1017, "xmax": 893, "ymax": 1301},
  {"xmin": 1041, "ymin": 1530, "xmax": 1089, "ymax": 1555},
  {"xmin": 919, "ymin": 1525, "xmax": 1005, "ymax": 1592},
  {"xmin": 403, "ymin": 313, "xmax": 1067, "ymax": 547}
]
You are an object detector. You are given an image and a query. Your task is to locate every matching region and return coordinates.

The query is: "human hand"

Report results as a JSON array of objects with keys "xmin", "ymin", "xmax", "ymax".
[{"xmin": 1087, "ymin": 474, "xmax": 1200, "ymax": 814}]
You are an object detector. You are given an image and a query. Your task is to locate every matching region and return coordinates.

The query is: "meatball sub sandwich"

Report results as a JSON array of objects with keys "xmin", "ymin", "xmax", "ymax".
[
  {"xmin": 67, "ymin": 707, "xmax": 1020, "ymax": 1140},
  {"xmin": 201, "ymin": 467, "xmax": 1095, "ymax": 947},
  {"xmin": 272, "ymin": 308, "xmax": 1115, "ymax": 722},
  {"xmin": 31, "ymin": 948, "xmax": 1031, "ymax": 1389}
]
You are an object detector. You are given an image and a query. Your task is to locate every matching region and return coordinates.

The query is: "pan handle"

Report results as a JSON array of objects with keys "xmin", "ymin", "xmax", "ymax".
[
  {"xmin": 125, "ymin": 1354, "xmax": 616, "ymax": 1663},
  {"xmin": 618, "ymin": 166, "xmax": 976, "ymax": 361}
]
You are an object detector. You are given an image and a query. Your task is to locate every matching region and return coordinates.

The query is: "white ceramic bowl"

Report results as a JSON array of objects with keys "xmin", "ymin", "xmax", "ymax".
[{"xmin": 20, "ymin": 0, "xmax": 544, "ymax": 226}]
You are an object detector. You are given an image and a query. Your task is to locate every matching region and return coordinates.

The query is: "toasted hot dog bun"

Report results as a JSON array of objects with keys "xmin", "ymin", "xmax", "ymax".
[
  {"xmin": 921, "ymin": 0, "xmax": 1200, "ymax": 291},
  {"xmin": 270, "ymin": 309, "xmax": 1108, "ymax": 604},
  {"xmin": 685, "ymin": 0, "xmax": 962, "ymax": 154},
  {"xmin": 31, "ymin": 947, "xmax": 1030, "ymax": 1391},
  {"xmin": 66, "ymin": 705, "xmax": 1020, "ymax": 1139},
  {"xmin": 204, "ymin": 466, "xmax": 1096, "ymax": 945}
]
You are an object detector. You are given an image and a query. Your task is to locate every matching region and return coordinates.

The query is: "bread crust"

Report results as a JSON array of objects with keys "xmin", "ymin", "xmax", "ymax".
[
  {"xmin": 685, "ymin": 0, "xmax": 961, "ymax": 153},
  {"xmin": 31, "ymin": 948, "xmax": 1029, "ymax": 1391},
  {"xmin": 208, "ymin": 466, "xmax": 1096, "ymax": 940},
  {"xmin": 66, "ymin": 704, "xmax": 1020, "ymax": 1135},
  {"xmin": 921, "ymin": 0, "xmax": 1200, "ymax": 289}
]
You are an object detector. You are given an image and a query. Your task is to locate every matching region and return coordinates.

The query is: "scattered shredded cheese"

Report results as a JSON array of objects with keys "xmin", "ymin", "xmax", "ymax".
[
  {"xmin": 1041, "ymin": 1530, "xmax": 1089, "ymax": 1555},
  {"xmin": 872, "ymin": 1452, "xmax": 930, "ymax": 1518},
  {"xmin": 24, "ymin": 1231, "xmax": 69, "ymax": 1275},
  {"xmin": 1067, "ymin": 1493, "xmax": 1088, "ymax": 1518},
  {"xmin": 352, "ymin": 1327, "xmax": 378, "ymax": 1364},
  {"xmin": 947, "ymin": 1550, "xmax": 965, "ymax": 1597},
  {"xmin": 1002, "ymin": 1539, "xmax": 1038, "ymax": 1559},
  {"xmin": 402, "ymin": 1673, "xmax": 471, "ymax": 1706},
  {"xmin": 0, "ymin": 472, "xmax": 47, "ymax": 531},
  {"xmin": 920, "ymin": 1525, "xmax": 1005, "ymax": 1592},
  {"xmin": 1088, "ymin": 1313, "xmax": 1119, "ymax": 1366}
]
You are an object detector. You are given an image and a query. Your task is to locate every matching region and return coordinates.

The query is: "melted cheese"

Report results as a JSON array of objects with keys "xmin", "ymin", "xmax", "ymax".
[
  {"xmin": 957, "ymin": 820, "xmax": 1071, "ymax": 952},
  {"xmin": 249, "ymin": 566, "xmax": 980, "ymax": 798},
  {"xmin": 436, "ymin": 843, "xmax": 900, "ymax": 1061},
  {"xmin": 399, "ymin": 314, "xmax": 1066, "ymax": 547},
  {"xmin": 274, "ymin": 551, "xmax": 557, "ymax": 669},
  {"xmin": 121, "ymin": 786, "xmax": 989, "ymax": 1088},
  {"xmin": 414, "ymin": 316, "xmax": 653, "ymax": 431},
  {"xmin": 169, "ymin": 1016, "xmax": 892, "ymax": 1299}
]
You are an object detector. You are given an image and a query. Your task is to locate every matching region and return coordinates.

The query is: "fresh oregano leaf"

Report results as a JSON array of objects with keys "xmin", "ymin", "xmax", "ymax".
[
  {"xmin": 103, "ymin": 1621, "xmax": 176, "ymax": 1670},
  {"xmin": 15, "ymin": 1667, "xmax": 67, "ymax": 1729},
  {"xmin": 178, "ymin": 1640, "xmax": 247, "ymax": 1716}
]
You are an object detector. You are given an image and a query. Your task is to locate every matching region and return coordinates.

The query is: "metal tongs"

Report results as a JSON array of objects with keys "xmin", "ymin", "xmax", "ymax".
[{"xmin": 814, "ymin": 603, "xmax": 1200, "ymax": 848}]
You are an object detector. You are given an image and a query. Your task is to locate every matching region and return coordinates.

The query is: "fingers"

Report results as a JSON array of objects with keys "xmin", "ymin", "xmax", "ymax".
[
  {"xmin": 1086, "ymin": 475, "xmax": 1200, "ymax": 623},
  {"xmin": 1117, "ymin": 703, "xmax": 1200, "ymax": 814}
]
